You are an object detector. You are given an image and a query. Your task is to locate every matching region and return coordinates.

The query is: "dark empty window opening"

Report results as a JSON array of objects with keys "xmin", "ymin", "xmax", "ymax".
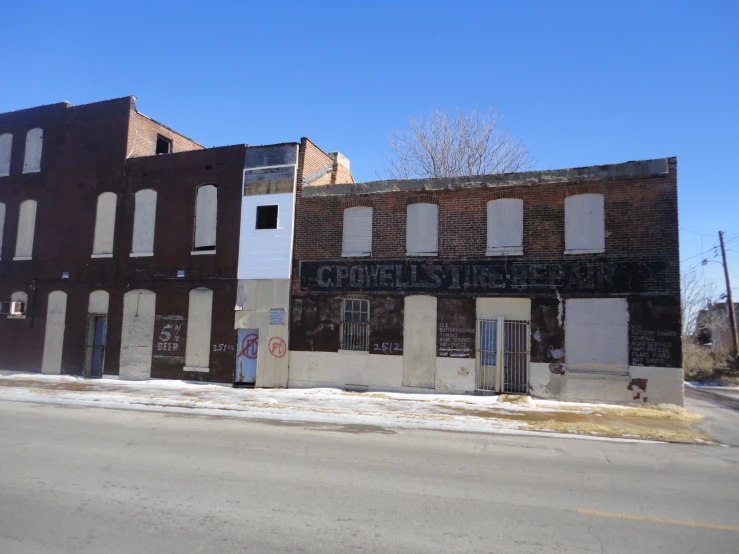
[
  {"xmin": 256, "ymin": 205, "xmax": 278, "ymax": 229},
  {"xmin": 156, "ymin": 135, "xmax": 172, "ymax": 155}
]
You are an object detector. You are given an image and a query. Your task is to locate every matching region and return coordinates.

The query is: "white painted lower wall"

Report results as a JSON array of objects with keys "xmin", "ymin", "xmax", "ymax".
[
  {"xmin": 289, "ymin": 351, "xmax": 478, "ymax": 394},
  {"xmin": 288, "ymin": 352, "xmax": 683, "ymax": 405},
  {"xmin": 529, "ymin": 363, "xmax": 684, "ymax": 406}
]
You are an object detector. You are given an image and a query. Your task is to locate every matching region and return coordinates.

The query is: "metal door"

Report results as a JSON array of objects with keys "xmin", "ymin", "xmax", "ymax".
[
  {"xmin": 84, "ymin": 315, "xmax": 106, "ymax": 378},
  {"xmin": 476, "ymin": 317, "xmax": 530, "ymax": 394},
  {"xmin": 476, "ymin": 319, "xmax": 498, "ymax": 391},
  {"xmin": 235, "ymin": 329, "xmax": 258, "ymax": 385}
]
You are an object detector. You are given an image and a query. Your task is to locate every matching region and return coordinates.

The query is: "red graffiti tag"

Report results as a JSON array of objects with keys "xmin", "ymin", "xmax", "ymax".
[
  {"xmin": 239, "ymin": 333, "xmax": 259, "ymax": 359},
  {"xmin": 268, "ymin": 337, "xmax": 287, "ymax": 358}
]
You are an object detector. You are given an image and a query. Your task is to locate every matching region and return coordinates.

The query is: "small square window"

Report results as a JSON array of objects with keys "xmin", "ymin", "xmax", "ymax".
[
  {"xmin": 156, "ymin": 135, "xmax": 172, "ymax": 155},
  {"xmin": 256, "ymin": 205, "xmax": 278, "ymax": 229}
]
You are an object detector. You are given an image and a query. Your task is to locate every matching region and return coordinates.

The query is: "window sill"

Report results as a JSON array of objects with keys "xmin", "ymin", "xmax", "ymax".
[
  {"xmin": 191, "ymin": 250, "xmax": 216, "ymax": 256},
  {"xmin": 7, "ymin": 315, "xmax": 27, "ymax": 320},
  {"xmin": 341, "ymin": 252, "xmax": 371, "ymax": 258},
  {"xmin": 22, "ymin": 169, "xmax": 41, "ymax": 174},
  {"xmin": 338, "ymin": 349, "xmax": 369, "ymax": 355},
  {"xmin": 564, "ymin": 249, "xmax": 605, "ymax": 255},
  {"xmin": 486, "ymin": 249, "xmax": 523, "ymax": 257},
  {"xmin": 406, "ymin": 252, "xmax": 438, "ymax": 257},
  {"xmin": 184, "ymin": 366, "xmax": 210, "ymax": 373},
  {"xmin": 13, "ymin": 256, "xmax": 32, "ymax": 261},
  {"xmin": 91, "ymin": 253, "xmax": 113, "ymax": 259},
  {"xmin": 130, "ymin": 252, "xmax": 154, "ymax": 258}
]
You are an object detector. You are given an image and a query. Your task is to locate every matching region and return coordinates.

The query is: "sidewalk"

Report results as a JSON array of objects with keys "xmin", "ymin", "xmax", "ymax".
[
  {"xmin": 685, "ymin": 382, "xmax": 739, "ymax": 411},
  {"xmin": 0, "ymin": 372, "xmax": 711, "ymax": 444}
]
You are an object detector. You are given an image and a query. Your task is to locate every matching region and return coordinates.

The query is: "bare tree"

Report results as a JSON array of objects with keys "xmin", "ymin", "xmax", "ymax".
[
  {"xmin": 681, "ymin": 267, "xmax": 716, "ymax": 337},
  {"xmin": 381, "ymin": 109, "xmax": 534, "ymax": 180}
]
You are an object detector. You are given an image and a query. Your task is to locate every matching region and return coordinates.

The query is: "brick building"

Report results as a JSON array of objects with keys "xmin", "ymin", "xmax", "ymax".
[
  {"xmin": 0, "ymin": 97, "xmax": 352, "ymax": 385},
  {"xmin": 290, "ymin": 158, "xmax": 684, "ymax": 405}
]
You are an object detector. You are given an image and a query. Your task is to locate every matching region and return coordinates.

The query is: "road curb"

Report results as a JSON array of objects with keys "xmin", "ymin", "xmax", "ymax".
[{"xmin": 685, "ymin": 384, "xmax": 739, "ymax": 411}]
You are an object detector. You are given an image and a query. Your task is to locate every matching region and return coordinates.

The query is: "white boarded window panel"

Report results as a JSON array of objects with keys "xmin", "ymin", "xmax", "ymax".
[
  {"xmin": 342, "ymin": 206, "xmax": 372, "ymax": 257},
  {"xmin": 565, "ymin": 193, "xmax": 605, "ymax": 253},
  {"xmin": 119, "ymin": 290, "xmax": 156, "ymax": 379},
  {"xmin": 406, "ymin": 203, "xmax": 438, "ymax": 255},
  {"xmin": 0, "ymin": 133, "xmax": 11, "ymax": 176},
  {"xmin": 15, "ymin": 200, "xmax": 37, "ymax": 259},
  {"xmin": 88, "ymin": 290, "xmax": 110, "ymax": 314},
  {"xmin": 132, "ymin": 189, "xmax": 157, "ymax": 255},
  {"xmin": 92, "ymin": 192, "xmax": 117, "ymax": 256},
  {"xmin": 194, "ymin": 185, "xmax": 218, "ymax": 250},
  {"xmin": 41, "ymin": 291, "xmax": 67, "ymax": 374},
  {"xmin": 0, "ymin": 203, "xmax": 5, "ymax": 260},
  {"xmin": 487, "ymin": 199, "xmax": 523, "ymax": 255},
  {"xmin": 185, "ymin": 288, "xmax": 213, "ymax": 371},
  {"xmin": 23, "ymin": 128, "xmax": 43, "ymax": 173},
  {"xmin": 565, "ymin": 298, "xmax": 629, "ymax": 371}
]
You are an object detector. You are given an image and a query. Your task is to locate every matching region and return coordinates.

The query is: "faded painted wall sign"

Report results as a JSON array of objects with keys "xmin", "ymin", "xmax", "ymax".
[
  {"xmin": 300, "ymin": 260, "xmax": 669, "ymax": 294},
  {"xmin": 437, "ymin": 297, "xmax": 476, "ymax": 358},
  {"xmin": 630, "ymin": 325, "xmax": 678, "ymax": 367},
  {"xmin": 153, "ymin": 315, "xmax": 186, "ymax": 364}
]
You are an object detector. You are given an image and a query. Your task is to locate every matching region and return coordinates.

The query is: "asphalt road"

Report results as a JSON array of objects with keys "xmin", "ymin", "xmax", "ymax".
[{"xmin": 1, "ymin": 400, "xmax": 737, "ymax": 554}]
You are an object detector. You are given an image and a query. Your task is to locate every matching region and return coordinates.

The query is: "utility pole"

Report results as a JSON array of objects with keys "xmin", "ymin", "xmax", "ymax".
[{"xmin": 719, "ymin": 231, "xmax": 739, "ymax": 368}]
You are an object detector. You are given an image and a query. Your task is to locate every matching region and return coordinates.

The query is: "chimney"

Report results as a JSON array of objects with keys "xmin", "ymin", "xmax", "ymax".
[{"xmin": 328, "ymin": 152, "xmax": 352, "ymax": 184}]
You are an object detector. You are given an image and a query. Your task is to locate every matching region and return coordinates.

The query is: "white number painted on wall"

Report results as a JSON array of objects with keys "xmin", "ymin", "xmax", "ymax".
[
  {"xmin": 212, "ymin": 343, "xmax": 235, "ymax": 353},
  {"xmin": 372, "ymin": 342, "xmax": 403, "ymax": 354}
]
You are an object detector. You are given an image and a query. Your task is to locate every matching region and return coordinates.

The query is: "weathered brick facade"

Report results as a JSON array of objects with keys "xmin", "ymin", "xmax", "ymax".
[{"xmin": 289, "ymin": 158, "xmax": 683, "ymax": 405}]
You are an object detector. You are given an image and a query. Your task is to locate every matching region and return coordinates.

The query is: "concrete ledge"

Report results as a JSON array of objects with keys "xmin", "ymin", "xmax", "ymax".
[{"xmin": 302, "ymin": 158, "xmax": 672, "ymax": 197}]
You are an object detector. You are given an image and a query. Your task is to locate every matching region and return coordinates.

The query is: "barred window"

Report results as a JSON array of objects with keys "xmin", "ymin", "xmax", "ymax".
[{"xmin": 341, "ymin": 298, "xmax": 369, "ymax": 351}]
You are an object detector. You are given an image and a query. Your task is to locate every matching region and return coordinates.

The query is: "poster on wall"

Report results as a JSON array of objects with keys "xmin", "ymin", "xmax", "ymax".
[{"xmin": 152, "ymin": 315, "xmax": 187, "ymax": 364}]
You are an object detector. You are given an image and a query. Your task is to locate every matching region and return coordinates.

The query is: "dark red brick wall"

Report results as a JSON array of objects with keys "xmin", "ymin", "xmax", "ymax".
[
  {"xmin": 127, "ymin": 110, "xmax": 204, "ymax": 158},
  {"xmin": 292, "ymin": 158, "xmax": 680, "ymax": 295},
  {"xmin": 0, "ymin": 98, "xmax": 242, "ymax": 380}
]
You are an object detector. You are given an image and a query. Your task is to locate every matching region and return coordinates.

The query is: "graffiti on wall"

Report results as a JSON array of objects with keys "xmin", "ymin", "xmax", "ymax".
[
  {"xmin": 153, "ymin": 315, "xmax": 186, "ymax": 364},
  {"xmin": 300, "ymin": 260, "xmax": 670, "ymax": 294}
]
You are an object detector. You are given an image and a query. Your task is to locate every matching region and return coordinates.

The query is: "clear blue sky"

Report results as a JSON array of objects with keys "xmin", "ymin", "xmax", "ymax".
[{"xmin": 2, "ymin": 0, "xmax": 737, "ymax": 296}]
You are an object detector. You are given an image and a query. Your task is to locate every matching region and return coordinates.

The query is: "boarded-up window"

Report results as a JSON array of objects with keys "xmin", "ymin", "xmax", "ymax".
[
  {"xmin": 120, "ymin": 290, "xmax": 156, "ymax": 379},
  {"xmin": 0, "ymin": 133, "xmax": 11, "ymax": 176},
  {"xmin": 41, "ymin": 291, "xmax": 67, "ymax": 374},
  {"xmin": 131, "ymin": 189, "xmax": 157, "ymax": 256},
  {"xmin": 92, "ymin": 192, "xmax": 117, "ymax": 256},
  {"xmin": 342, "ymin": 206, "xmax": 372, "ymax": 257},
  {"xmin": 0, "ymin": 202, "xmax": 5, "ymax": 260},
  {"xmin": 185, "ymin": 287, "xmax": 213, "ymax": 371},
  {"xmin": 14, "ymin": 199, "xmax": 37, "ymax": 260},
  {"xmin": 487, "ymin": 199, "xmax": 523, "ymax": 255},
  {"xmin": 565, "ymin": 298, "xmax": 628, "ymax": 372},
  {"xmin": 193, "ymin": 185, "xmax": 217, "ymax": 251},
  {"xmin": 406, "ymin": 203, "xmax": 438, "ymax": 255},
  {"xmin": 23, "ymin": 128, "xmax": 43, "ymax": 173},
  {"xmin": 565, "ymin": 193, "xmax": 605, "ymax": 253}
]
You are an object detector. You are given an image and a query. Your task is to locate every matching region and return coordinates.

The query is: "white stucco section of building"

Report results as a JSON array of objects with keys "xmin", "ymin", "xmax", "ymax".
[
  {"xmin": 234, "ymin": 279, "xmax": 291, "ymax": 387},
  {"xmin": 238, "ymin": 193, "xmax": 295, "ymax": 280}
]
